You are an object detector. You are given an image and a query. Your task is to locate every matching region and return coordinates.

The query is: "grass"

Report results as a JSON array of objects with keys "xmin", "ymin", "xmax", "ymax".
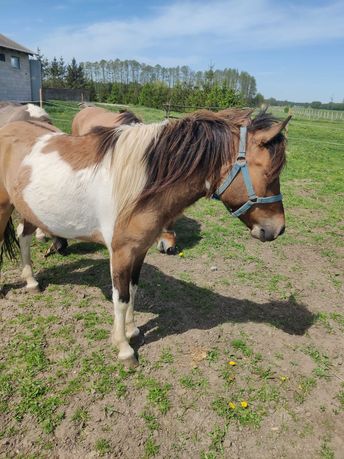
[
  {"xmin": 144, "ymin": 436, "xmax": 160, "ymax": 458},
  {"xmin": 95, "ymin": 438, "xmax": 111, "ymax": 456},
  {"xmin": 0, "ymin": 101, "xmax": 343, "ymax": 457}
]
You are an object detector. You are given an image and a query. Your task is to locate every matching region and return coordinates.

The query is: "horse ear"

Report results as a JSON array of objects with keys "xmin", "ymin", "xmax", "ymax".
[{"xmin": 255, "ymin": 115, "xmax": 292, "ymax": 145}]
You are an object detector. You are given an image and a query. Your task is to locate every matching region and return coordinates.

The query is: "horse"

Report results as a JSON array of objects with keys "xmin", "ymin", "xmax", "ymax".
[
  {"xmin": 0, "ymin": 102, "xmax": 68, "ymax": 253},
  {"xmin": 72, "ymin": 105, "xmax": 178, "ymax": 254},
  {"xmin": 0, "ymin": 109, "xmax": 290, "ymax": 367},
  {"xmin": 0, "ymin": 101, "xmax": 52, "ymax": 125}
]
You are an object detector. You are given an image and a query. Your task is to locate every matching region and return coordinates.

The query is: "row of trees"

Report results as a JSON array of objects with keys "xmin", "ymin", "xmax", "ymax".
[
  {"xmin": 81, "ymin": 59, "xmax": 258, "ymax": 102},
  {"xmin": 38, "ymin": 52, "xmax": 263, "ymax": 108},
  {"xmin": 103, "ymin": 81, "xmax": 242, "ymax": 109},
  {"xmin": 266, "ymin": 97, "xmax": 344, "ymax": 111},
  {"xmin": 38, "ymin": 51, "xmax": 86, "ymax": 89}
]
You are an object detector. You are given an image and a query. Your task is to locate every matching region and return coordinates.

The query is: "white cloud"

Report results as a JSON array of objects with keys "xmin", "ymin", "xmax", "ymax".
[{"xmin": 35, "ymin": 0, "xmax": 344, "ymax": 64}]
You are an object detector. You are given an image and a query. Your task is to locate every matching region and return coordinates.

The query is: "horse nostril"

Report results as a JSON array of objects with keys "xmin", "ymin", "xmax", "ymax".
[
  {"xmin": 278, "ymin": 225, "xmax": 285, "ymax": 236},
  {"xmin": 259, "ymin": 228, "xmax": 266, "ymax": 241}
]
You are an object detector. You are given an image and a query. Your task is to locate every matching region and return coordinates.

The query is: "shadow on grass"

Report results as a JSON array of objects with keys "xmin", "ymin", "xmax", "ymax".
[
  {"xmin": 4, "ymin": 255, "xmax": 315, "ymax": 341},
  {"xmin": 63, "ymin": 215, "xmax": 202, "ymax": 255},
  {"xmin": 173, "ymin": 215, "xmax": 202, "ymax": 250}
]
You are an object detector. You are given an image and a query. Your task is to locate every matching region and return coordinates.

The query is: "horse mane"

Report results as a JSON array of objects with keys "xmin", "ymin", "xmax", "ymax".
[
  {"xmin": 90, "ymin": 108, "xmax": 286, "ymax": 218},
  {"xmin": 135, "ymin": 110, "xmax": 234, "ymax": 208},
  {"xmin": 91, "ymin": 110, "xmax": 142, "ymax": 158},
  {"xmin": 248, "ymin": 111, "xmax": 287, "ymax": 180}
]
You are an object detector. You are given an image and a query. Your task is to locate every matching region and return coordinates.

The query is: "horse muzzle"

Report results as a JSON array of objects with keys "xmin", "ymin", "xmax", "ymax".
[{"xmin": 250, "ymin": 224, "xmax": 285, "ymax": 242}]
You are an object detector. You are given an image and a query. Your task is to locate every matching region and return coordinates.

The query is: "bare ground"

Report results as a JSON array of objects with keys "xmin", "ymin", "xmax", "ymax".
[{"xmin": 0, "ymin": 212, "xmax": 343, "ymax": 459}]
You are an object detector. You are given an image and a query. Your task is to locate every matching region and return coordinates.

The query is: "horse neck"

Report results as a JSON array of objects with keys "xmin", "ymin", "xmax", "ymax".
[{"xmin": 152, "ymin": 175, "xmax": 207, "ymax": 225}]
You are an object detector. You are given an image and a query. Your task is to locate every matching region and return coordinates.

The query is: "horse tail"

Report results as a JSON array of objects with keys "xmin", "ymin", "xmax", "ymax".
[{"xmin": 0, "ymin": 217, "xmax": 19, "ymax": 270}]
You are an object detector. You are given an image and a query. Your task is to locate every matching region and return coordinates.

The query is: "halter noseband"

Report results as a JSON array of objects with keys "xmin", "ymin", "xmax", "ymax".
[{"xmin": 212, "ymin": 126, "xmax": 283, "ymax": 217}]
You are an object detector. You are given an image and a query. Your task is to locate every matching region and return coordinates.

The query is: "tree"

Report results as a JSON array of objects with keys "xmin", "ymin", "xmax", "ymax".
[
  {"xmin": 65, "ymin": 58, "xmax": 86, "ymax": 89},
  {"xmin": 36, "ymin": 48, "xmax": 49, "ymax": 82},
  {"xmin": 45, "ymin": 56, "xmax": 66, "ymax": 88}
]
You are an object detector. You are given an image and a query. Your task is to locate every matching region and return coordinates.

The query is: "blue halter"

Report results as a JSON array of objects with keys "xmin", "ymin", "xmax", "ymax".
[{"xmin": 212, "ymin": 126, "xmax": 283, "ymax": 217}]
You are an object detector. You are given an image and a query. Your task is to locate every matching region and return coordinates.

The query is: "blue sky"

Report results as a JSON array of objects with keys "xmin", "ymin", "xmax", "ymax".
[{"xmin": 2, "ymin": 0, "xmax": 344, "ymax": 102}]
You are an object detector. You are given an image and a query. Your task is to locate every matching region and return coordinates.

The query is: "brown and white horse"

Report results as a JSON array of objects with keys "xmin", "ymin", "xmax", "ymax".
[
  {"xmin": 0, "ymin": 102, "xmax": 52, "ymax": 125},
  {"xmin": 0, "ymin": 109, "xmax": 289, "ymax": 366},
  {"xmin": 72, "ymin": 105, "xmax": 178, "ymax": 254},
  {"xmin": 0, "ymin": 102, "xmax": 67, "ymax": 252}
]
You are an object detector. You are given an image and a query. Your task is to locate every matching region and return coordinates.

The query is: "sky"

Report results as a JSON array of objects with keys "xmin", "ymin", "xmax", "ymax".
[{"xmin": 2, "ymin": 0, "xmax": 344, "ymax": 103}]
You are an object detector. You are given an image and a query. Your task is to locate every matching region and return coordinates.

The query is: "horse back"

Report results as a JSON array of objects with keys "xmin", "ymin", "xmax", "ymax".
[
  {"xmin": 0, "ymin": 121, "xmax": 58, "ymax": 186},
  {"xmin": 72, "ymin": 106, "xmax": 133, "ymax": 136},
  {"xmin": 0, "ymin": 103, "xmax": 52, "ymax": 128}
]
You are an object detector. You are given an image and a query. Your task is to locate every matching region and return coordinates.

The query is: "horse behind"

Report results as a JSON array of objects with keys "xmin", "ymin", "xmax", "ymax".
[
  {"xmin": 72, "ymin": 105, "xmax": 178, "ymax": 254},
  {"xmin": 0, "ymin": 109, "xmax": 289, "ymax": 366}
]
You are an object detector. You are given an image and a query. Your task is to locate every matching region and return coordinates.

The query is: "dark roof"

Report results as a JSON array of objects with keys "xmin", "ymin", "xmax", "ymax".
[{"xmin": 0, "ymin": 33, "xmax": 34, "ymax": 55}]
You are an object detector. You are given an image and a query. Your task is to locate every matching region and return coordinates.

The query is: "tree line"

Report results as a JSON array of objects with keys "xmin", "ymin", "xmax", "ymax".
[
  {"xmin": 38, "ymin": 51, "xmax": 264, "ymax": 108},
  {"xmin": 266, "ymin": 97, "xmax": 344, "ymax": 112}
]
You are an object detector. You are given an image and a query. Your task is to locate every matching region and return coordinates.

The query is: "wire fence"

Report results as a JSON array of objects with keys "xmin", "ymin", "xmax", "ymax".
[{"xmin": 271, "ymin": 106, "xmax": 344, "ymax": 122}]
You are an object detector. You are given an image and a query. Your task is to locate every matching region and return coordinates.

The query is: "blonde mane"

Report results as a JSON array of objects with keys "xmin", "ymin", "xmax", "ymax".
[{"xmin": 96, "ymin": 122, "xmax": 165, "ymax": 219}]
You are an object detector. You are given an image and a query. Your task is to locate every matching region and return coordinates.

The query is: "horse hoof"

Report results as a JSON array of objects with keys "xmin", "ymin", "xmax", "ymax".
[
  {"xmin": 26, "ymin": 284, "xmax": 40, "ymax": 294},
  {"xmin": 121, "ymin": 355, "xmax": 139, "ymax": 369}
]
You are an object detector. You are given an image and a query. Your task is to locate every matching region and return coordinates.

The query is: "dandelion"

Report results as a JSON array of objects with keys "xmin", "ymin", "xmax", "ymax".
[
  {"xmin": 228, "ymin": 402, "xmax": 236, "ymax": 409},
  {"xmin": 280, "ymin": 376, "xmax": 287, "ymax": 382},
  {"xmin": 179, "ymin": 251, "xmax": 185, "ymax": 258},
  {"xmin": 228, "ymin": 361, "xmax": 237, "ymax": 366},
  {"xmin": 240, "ymin": 401, "xmax": 248, "ymax": 409}
]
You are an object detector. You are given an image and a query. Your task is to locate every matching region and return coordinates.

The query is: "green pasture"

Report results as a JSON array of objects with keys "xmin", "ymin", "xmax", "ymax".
[{"xmin": 0, "ymin": 101, "xmax": 343, "ymax": 458}]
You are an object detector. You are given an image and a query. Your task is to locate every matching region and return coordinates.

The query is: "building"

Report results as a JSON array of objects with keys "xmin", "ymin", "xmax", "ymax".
[{"xmin": 0, "ymin": 33, "xmax": 41, "ymax": 102}]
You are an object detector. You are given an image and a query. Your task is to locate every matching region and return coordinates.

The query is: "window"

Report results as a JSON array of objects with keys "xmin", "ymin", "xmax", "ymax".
[
  {"xmin": 11, "ymin": 56, "xmax": 20, "ymax": 69},
  {"xmin": 0, "ymin": 53, "xmax": 5, "ymax": 62}
]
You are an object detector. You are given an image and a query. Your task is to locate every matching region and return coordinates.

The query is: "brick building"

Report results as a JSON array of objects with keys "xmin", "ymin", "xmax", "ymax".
[{"xmin": 0, "ymin": 33, "xmax": 41, "ymax": 102}]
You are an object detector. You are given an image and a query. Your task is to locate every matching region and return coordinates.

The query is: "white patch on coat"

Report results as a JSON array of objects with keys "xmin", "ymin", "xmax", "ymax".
[
  {"xmin": 21, "ymin": 134, "xmax": 116, "ymax": 247},
  {"xmin": 17, "ymin": 223, "xmax": 24, "ymax": 238},
  {"xmin": 205, "ymin": 180, "xmax": 211, "ymax": 190},
  {"xmin": 26, "ymin": 104, "xmax": 51, "ymax": 121}
]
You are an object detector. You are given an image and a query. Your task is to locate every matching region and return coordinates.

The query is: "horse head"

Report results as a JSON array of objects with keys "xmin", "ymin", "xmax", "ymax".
[{"xmin": 215, "ymin": 111, "xmax": 291, "ymax": 242}]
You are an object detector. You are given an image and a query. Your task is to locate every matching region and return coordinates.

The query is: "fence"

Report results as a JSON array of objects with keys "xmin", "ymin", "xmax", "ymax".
[
  {"xmin": 42, "ymin": 88, "xmax": 90, "ymax": 102},
  {"xmin": 271, "ymin": 106, "xmax": 344, "ymax": 122}
]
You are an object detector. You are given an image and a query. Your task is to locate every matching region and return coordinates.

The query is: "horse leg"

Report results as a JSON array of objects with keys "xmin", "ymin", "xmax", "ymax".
[
  {"xmin": 125, "ymin": 253, "xmax": 146, "ymax": 340},
  {"xmin": 0, "ymin": 201, "xmax": 14, "ymax": 294},
  {"xmin": 45, "ymin": 237, "xmax": 68, "ymax": 258},
  {"xmin": 17, "ymin": 221, "xmax": 39, "ymax": 292},
  {"xmin": 110, "ymin": 248, "xmax": 138, "ymax": 367},
  {"xmin": 35, "ymin": 228, "xmax": 46, "ymax": 241}
]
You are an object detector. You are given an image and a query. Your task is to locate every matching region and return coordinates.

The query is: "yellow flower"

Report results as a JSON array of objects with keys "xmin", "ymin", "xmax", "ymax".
[
  {"xmin": 228, "ymin": 402, "xmax": 236, "ymax": 409},
  {"xmin": 228, "ymin": 361, "xmax": 237, "ymax": 366},
  {"xmin": 280, "ymin": 376, "xmax": 287, "ymax": 382},
  {"xmin": 240, "ymin": 401, "xmax": 248, "ymax": 408},
  {"xmin": 179, "ymin": 251, "xmax": 185, "ymax": 257}
]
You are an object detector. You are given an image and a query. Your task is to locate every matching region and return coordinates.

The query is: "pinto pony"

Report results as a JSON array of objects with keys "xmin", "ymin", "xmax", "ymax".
[
  {"xmin": 0, "ymin": 102, "xmax": 52, "ymax": 125},
  {"xmin": 72, "ymin": 105, "xmax": 177, "ymax": 254},
  {"xmin": 0, "ymin": 102, "xmax": 67, "ymax": 253},
  {"xmin": 0, "ymin": 109, "xmax": 290, "ymax": 366}
]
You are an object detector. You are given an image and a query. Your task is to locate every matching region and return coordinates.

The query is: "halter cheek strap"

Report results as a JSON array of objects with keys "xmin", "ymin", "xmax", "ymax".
[{"xmin": 212, "ymin": 126, "xmax": 283, "ymax": 217}]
